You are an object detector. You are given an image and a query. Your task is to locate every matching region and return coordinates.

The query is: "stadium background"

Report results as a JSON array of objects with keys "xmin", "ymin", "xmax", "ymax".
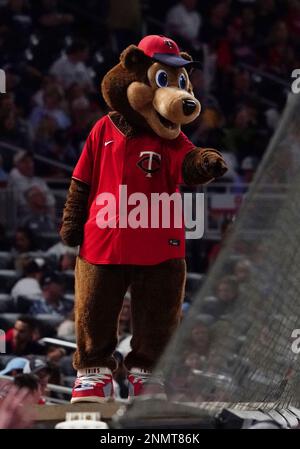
[{"xmin": 0, "ymin": 0, "xmax": 299, "ymax": 417}]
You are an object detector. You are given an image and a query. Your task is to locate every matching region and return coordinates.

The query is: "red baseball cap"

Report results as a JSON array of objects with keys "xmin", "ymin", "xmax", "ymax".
[{"xmin": 138, "ymin": 35, "xmax": 199, "ymax": 67}]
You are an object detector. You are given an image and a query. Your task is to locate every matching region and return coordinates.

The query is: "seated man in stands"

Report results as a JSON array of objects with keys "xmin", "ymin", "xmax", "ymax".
[
  {"xmin": 5, "ymin": 315, "xmax": 46, "ymax": 356},
  {"xmin": 11, "ymin": 258, "xmax": 44, "ymax": 301},
  {"xmin": 23, "ymin": 357, "xmax": 52, "ymax": 404},
  {"xmin": 0, "ymin": 357, "xmax": 28, "ymax": 377},
  {"xmin": 7, "ymin": 150, "xmax": 55, "ymax": 217},
  {"xmin": 29, "ymin": 273, "xmax": 73, "ymax": 317},
  {"xmin": 21, "ymin": 186, "xmax": 56, "ymax": 233}
]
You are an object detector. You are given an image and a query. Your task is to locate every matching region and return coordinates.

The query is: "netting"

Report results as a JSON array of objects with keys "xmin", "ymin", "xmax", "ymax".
[{"xmin": 124, "ymin": 93, "xmax": 300, "ymax": 422}]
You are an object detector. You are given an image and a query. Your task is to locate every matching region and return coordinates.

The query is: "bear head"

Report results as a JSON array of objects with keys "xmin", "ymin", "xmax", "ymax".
[{"xmin": 101, "ymin": 35, "xmax": 201, "ymax": 140}]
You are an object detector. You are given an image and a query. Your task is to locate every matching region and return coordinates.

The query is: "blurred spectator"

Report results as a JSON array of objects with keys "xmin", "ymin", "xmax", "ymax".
[
  {"xmin": 108, "ymin": 0, "xmax": 142, "ymax": 53},
  {"xmin": 0, "ymin": 357, "xmax": 28, "ymax": 377},
  {"xmin": 240, "ymin": 156, "xmax": 258, "ymax": 183},
  {"xmin": 34, "ymin": 115, "xmax": 58, "ymax": 158},
  {"xmin": 11, "ymin": 227, "xmax": 38, "ymax": 274},
  {"xmin": 0, "ymin": 0, "xmax": 32, "ymax": 57},
  {"xmin": 208, "ymin": 216, "xmax": 233, "ymax": 267},
  {"xmin": 5, "ymin": 315, "xmax": 46, "ymax": 356},
  {"xmin": 233, "ymin": 258, "xmax": 253, "ymax": 284},
  {"xmin": 0, "ymin": 385, "xmax": 35, "ymax": 429},
  {"xmin": 189, "ymin": 319, "xmax": 211, "ymax": 356},
  {"xmin": 30, "ymin": 84, "xmax": 71, "ymax": 131},
  {"xmin": 46, "ymin": 129, "xmax": 78, "ymax": 167},
  {"xmin": 29, "ymin": 272, "xmax": 73, "ymax": 317},
  {"xmin": 0, "ymin": 94, "xmax": 32, "ymax": 149},
  {"xmin": 184, "ymin": 351, "xmax": 204, "ymax": 370},
  {"xmin": 33, "ymin": 0, "xmax": 75, "ymax": 69},
  {"xmin": 11, "ymin": 258, "xmax": 43, "ymax": 301},
  {"xmin": 8, "ymin": 151, "xmax": 55, "ymax": 215},
  {"xmin": 21, "ymin": 186, "xmax": 56, "ymax": 233},
  {"xmin": 57, "ymin": 309, "xmax": 75, "ymax": 341},
  {"xmin": 69, "ymin": 95, "xmax": 97, "ymax": 151},
  {"xmin": 50, "ymin": 39, "xmax": 93, "ymax": 90},
  {"xmin": 286, "ymin": 0, "xmax": 300, "ymax": 40},
  {"xmin": 201, "ymin": 275, "xmax": 239, "ymax": 318},
  {"xmin": 13, "ymin": 373, "xmax": 41, "ymax": 404},
  {"xmin": 46, "ymin": 241, "xmax": 78, "ymax": 259},
  {"xmin": 59, "ymin": 253, "xmax": 76, "ymax": 271},
  {"xmin": 223, "ymin": 103, "xmax": 269, "ymax": 163},
  {"xmin": 165, "ymin": 0, "xmax": 202, "ymax": 51},
  {"xmin": 12, "ymin": 226, "xmax": 36, "ymax": 255},
  {"xmin": 201, "ymin": 1, "xmax": 230, "ymax": 45},
  {"xmin": 23, "ymin": 357, "xmax": 52, "ymax": 404}
]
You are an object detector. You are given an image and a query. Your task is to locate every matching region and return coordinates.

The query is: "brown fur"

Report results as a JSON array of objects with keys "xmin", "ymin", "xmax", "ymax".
[
  {"xmin": 73, "ymin": 256, "xmax": 186, "ymax": 371},
  {"xmin": 183, "ymin": 148, "xmax": 227, "ymax": 185},
  {"xmin": 60, "ymin": 179, "xmax": 90, "ymax": 247}
]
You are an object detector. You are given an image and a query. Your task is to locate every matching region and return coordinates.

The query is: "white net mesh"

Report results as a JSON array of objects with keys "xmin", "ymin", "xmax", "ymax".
[{"xmin": 123, "ymin": 93, "xmax": 300, "ymax": 423}]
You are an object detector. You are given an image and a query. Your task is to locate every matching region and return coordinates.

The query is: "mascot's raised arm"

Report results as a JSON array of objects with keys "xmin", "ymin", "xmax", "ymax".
[{"xmin": 60, "ymin": 35, "xmax": 227, "ymax": 403}]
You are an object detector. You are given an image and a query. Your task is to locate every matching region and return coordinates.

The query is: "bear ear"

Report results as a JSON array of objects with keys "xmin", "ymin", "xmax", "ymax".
[
  {"xmin": 180, "ymin": 52, "xmax": 193, "ymax": 63},
  {"xmin": 120, "ymin": 45, "xmax": 150, "ymax": 71},
  {"xmin": 180, "ymin": 52, "xmax": 194, "ymax": 75}
]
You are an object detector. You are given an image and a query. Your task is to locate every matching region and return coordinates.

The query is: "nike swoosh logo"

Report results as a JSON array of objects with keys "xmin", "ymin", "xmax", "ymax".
[{"xmin": 104, "ymin": 140, "xmax": 114, "ymax": 146}]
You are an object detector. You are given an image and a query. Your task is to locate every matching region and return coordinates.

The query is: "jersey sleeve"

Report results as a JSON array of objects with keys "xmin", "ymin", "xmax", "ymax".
[
  {"xmin": 169, "ymin": 131, "xmax": 196, "ymax": 185},
  {"xmin": 72, "ymin": 119, "xmax": 103, "ymax": 185}
]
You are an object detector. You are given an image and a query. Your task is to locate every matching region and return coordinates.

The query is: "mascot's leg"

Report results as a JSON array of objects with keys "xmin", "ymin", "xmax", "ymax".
[
  {"xmin": 126, "ymin": 258, "xmax": 186, "ymax": 399},
  {"xmin": 71, "ymin": 256, "xmax": 130, "ymax": 403}
]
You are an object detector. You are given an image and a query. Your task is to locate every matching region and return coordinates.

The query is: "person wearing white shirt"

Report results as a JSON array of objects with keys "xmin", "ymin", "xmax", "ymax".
[
  {"xmin": 8, "ymin": 151, "xmax": 55, "ymax": 215},
  {"xmin": 50, "ymin": 39, "xmax": 93, "ymax": 90},
  {"xmin": 165, "ymin": 0, "xmax": 202, "ymax": 46},
  {"xmin": 11, "ymin": 259, "xmax": 43, "ymax": 301}
]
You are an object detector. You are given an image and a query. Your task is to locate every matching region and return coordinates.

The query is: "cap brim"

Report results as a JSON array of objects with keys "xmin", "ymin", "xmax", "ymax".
[{"xmin": 152, "ymin": 53, "xmax": 202, "ymax": 68}]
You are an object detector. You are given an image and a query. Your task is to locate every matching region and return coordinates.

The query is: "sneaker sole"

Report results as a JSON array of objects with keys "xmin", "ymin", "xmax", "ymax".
[{"xmin": 70, "ymin": 396, "xmax": 113, "ymax": 404}]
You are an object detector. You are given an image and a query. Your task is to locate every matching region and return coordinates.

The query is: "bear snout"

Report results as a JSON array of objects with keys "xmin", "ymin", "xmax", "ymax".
[
  {"xmin": 153, "ymin": 87, "xmax": 201, "ymax": 126},
  {"xmin": 182, "ymin": 99, "xmax": 197, "ymax": 116}
]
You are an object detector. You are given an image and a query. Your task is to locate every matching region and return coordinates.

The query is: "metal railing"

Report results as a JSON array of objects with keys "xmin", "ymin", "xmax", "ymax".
[
  {"xmin": 40, "ymin": 337, "xmax": 76, "ymax": 350},
  {"xmin": 0, "ymin": 141, "xmax": 73, "ymax": 174}
]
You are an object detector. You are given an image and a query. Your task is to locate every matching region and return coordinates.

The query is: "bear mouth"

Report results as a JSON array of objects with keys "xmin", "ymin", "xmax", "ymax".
[{"xmin": 156, "ymin": 111, "xmax": 177, "ymax": 130}]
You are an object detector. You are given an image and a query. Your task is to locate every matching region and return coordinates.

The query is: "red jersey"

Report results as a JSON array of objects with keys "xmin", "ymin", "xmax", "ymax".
[{"xmin": 72, "ymin": 114, "xmax": 195, "ymax": 265}]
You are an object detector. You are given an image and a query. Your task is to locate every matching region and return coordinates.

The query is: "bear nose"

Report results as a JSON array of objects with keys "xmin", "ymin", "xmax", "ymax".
[{"xmin": 182, "ymin": 99, "xmax": 197, "ymax": 116}]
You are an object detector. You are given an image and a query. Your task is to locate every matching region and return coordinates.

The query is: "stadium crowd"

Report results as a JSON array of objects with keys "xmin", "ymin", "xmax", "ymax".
[{"xmin": 0, "ymin": 0, "xmax": 298, "ymax": 415}]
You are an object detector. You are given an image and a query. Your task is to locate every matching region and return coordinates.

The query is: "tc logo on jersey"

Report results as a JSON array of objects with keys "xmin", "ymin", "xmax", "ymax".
[{"xmin": 137, "ymin": 151, "xmax": 161, "ymax": 178}]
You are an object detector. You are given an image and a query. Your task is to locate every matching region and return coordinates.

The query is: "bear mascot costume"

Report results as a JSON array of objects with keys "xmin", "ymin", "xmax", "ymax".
[{"xmin": 60, "ymin": 35, "xmax": 227, "ymax": 403}]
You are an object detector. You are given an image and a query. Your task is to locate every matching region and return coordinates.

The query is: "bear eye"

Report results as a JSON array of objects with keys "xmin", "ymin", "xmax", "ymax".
[
  {"xmin": 178, "ymin": 73, "xmax": 187, "ymax": 90},
  {"xmin": 155, "ymin": 70, "xmax": 168, "ymax": 88}
]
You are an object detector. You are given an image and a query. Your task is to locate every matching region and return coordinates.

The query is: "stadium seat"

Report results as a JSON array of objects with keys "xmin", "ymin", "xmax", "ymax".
[
  {"xmin": 0, "ymin": 296, "xmax": 14, "ymax": 313},
  {"xmin": 59, "ymin": 355, "xmax": 76, "ymax": 376},
  {"xmin": 63, "ymin": 375, "xmax": 76, "ymax": 388},
  {"xmin": 0, "ymin": 270, "xmax": 19, "ymax": 293},
  {"xmin": 0, "ymin": 355, "xmax": 15, "ymax": 371},
  {"xmin": 0, "ymin": 252, "xmax": 12, "ymax": 269},
  {"xmin": 0, "ymin": 294, "xmax": 11, "ymax": 302},
  {"xmin": 35, "ymin": 314, "xmax": 64, "ymax": 329},
  {"xmin": 186, "ymin": 272, "xmax": 205, "ymax": 296},
  {"xmin": 0, "ymin": 313, "xmax": 20, "ymax": 331}
]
